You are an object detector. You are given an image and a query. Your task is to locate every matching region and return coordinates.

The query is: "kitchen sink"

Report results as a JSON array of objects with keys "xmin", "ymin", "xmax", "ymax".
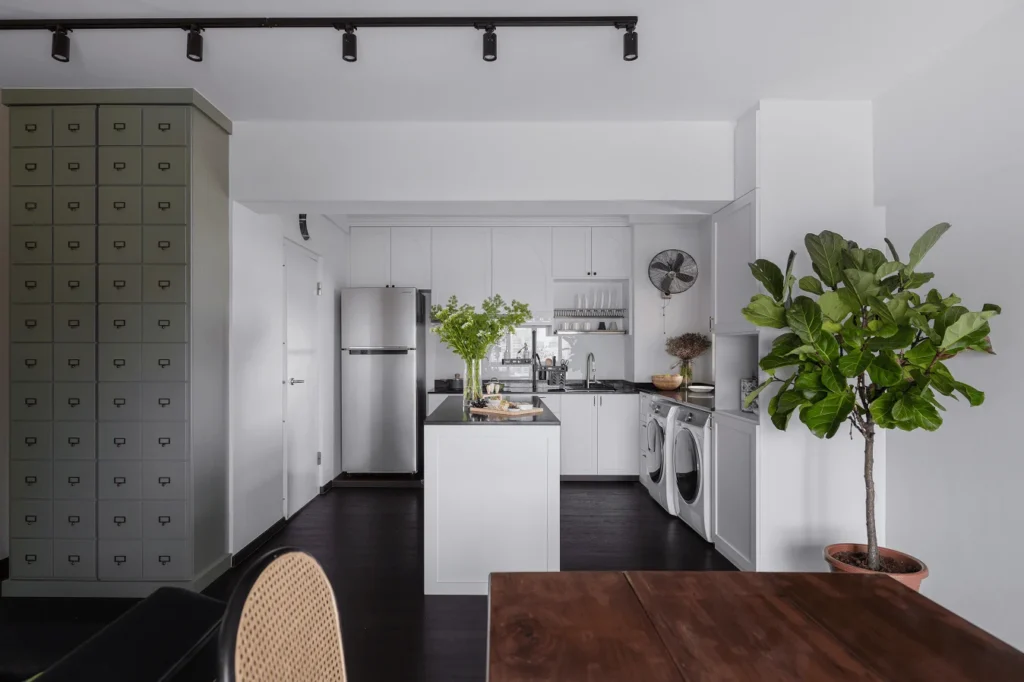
[{"xmin": 547, "ymin": 382, "xmax": 618, "ymax": 393}]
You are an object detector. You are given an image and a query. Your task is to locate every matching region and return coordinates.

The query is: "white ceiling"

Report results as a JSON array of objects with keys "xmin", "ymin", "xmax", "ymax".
[{"xmin": 0, "ymin": 0, "xmax": 1018, "ymax": 121}]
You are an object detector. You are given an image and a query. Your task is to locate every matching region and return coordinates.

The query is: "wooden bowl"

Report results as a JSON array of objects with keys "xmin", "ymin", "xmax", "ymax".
[{"xmin": 652, "ymin": 374, "xmax": 683, "ymax": 390}]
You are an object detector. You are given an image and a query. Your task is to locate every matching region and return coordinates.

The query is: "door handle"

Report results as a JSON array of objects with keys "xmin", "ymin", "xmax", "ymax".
[{"xmin": 290, "ymin": 378, "xmax": 305, "ymax": 385}]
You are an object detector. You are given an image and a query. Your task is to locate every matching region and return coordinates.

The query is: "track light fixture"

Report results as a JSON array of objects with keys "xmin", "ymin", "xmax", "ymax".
[
  {"xmin": 341, "ymin": 25, "xmax": 357, "ymax": 62},
  {"xmin": 623, "ymin": 24, "xmax": 638, "ymax": 62},
  {"xmin": 186, "ymin": 25, "xmax": 203, "ymax": 62},
  {"xmin": 51, "ymin": 26, "xmax": 70, "ymax": 62},
  {"xmin": 482, "ymin": 25, "xmax": 497, "ymax": 62}
]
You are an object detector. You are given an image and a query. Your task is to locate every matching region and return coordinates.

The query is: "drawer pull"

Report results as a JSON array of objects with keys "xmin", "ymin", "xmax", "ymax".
[
  {"xmin": 25, "ymin": 514, "xmax": 38, "ymax": 524},
  {"xmin": 114, "ymin": 476, "xmax": 126, "ymax": 486},
  {"xmin": 68, "ymin": 280, "xmax": 81, "ymax": 289},
  {"xmin": 68, "ymin": 240, "xmax": 81, "ymax": 249},
  {"xmin": 114, "ymin": 555, "xmax": 127, "ymax": 565},
  {"xmin": 159, "ymin": 555, "xmax": 171, "ymax": 565},
  {"xmin": 158, "ymin": 122, "xmax": 172, "ymax": 132},
  {"xmin": 113, "ymin": 358, "xmax": 126, "ymax": 368},
  {"xmin": 68, "ymin": 319, "xmax": 81, "ymax": 328},
  {"xmin": 68, "ymin": 515, "xmax": 81, "ymax": 525},
  {"xmin": 159, "ymin": 515, "xmax": 171, "ymax": 525},
  {"xmin": 68, "ymin": 358, "xmax": 80, "ymax": 368},
  {"xmin": 25, "ymin": 319, "xmax": 38, "ymax": 328},
  {"xmin": 25, "ymin": 553, "xmax": 38, "ymax": 564},
  {"xmin": 114, "ymin": 279, "xmax": 126, "ymax": 289},
  {"xmin": 25, "ymin": 436, "xmax": 38, "ymax": 446},
  {"xmin": 158, "ymin": 359, "xmax": 171, "ymax": 368},
  {"xmin": 25, "ymin": 123, "xmax": 38, "ymax": 132},
  {"xmin": 68, "ymin": 476, "xmax": 81, "ymax": 486},
  {"xmin": 158, "ymin": 201, "xmax": 171, "ymax": 211},
  {"xmin": 158, "ymin": 319, "xmax": 171, "ymax": 328},
  {"xmin": 158, "ymin": 437, "xmax": 171, "ymax": 447},
  {"xmin": 24, "ymin": 358, "xmax": 38, "ymax": 368},
  {"xmin": 158, "ymin": 398, "xmax": 171, "ymax": 407},
  {"xmin": 68, "ymin": 397, "xmax": 81, "ymax": 407},
  {"xmin": 114, "ymin": 122, "xmax": 127, "ymax": 131},
  {"xmin": 158, "ymin": 162, "xmax": 171, "ymax": 171},
  {"xmin": 158, "ymin": 476, "xmax": 171, "ymax": 486},
  {"xmin": 114, "ymin": 240, "xmax": 126, "ymax": 249},
  {"xmin": 24, "ymin": 240, "xmax": 38, "ymax": 249},
  {"xmin": 25, "ymin": 475, "xmax": 38, "ymax": 485},
  {"xmin": 114, "ymin": 319, "xmax": 126, "ymax": 328},
  {"xmin": 68, "ymin": 162, "xmax": 80, "ymax": 171},
  {"xmin": 25, "ymin": 280, "xmax": 37, "ymax": 289},
  {"xmin": 68, "ymin": 123, "xmax": 81, "ymax": 132},
  {"xmin": 69, "ymin": 437, "xmax": 80, "ymax": 446},
  {"xmin": 25, "ymin": 398, "xmax": 38, "ymax": 407},
  {"xmin": 114, "ymin": 437, "xmax": 126, "ymax": 447},
  {"xmin": 68, "ymin": 554, "xmax": 81, "ymax": 565},
  {"xmin": 158, "ymin": 280, "xmax": 171, "ymax": 289},
  {"xmin": 114, "ymin": 515, "xmax": 127, "ymax": 526},
  {"xmin": 113, "ymin": 162, "xmax": 127, "ymax": 171},
  {"xmin": 25, "ymin": 162, "xmax": 37, "ymax": 171},
  {"xmin": 114, "ymin": 398, "xmax": 126, "ymax": 407},
  {"xmin": 25, "ymin": 201, "xmax": 38, "ymax": 211},
  {"xmin": 158, "ymin": 240, "xmax": 171, "ymax": 250},
  {"xmin": 114, "ymin": 201, "xmax": 126, "ymax": 210},
  {"xmin": 68, "ymin": 201, "xmax": 81, "ymax": 211}
]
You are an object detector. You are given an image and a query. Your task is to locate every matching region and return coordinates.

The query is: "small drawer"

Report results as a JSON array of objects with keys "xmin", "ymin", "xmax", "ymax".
[
  {"xmin": 99, "ymin": 500, "xmax": 143, "ymax": 540},
  {"xmin": 143, "ymin": 501, "xmax": 187, "ymax": 540},
  {"xmin": 98, "ymin": 540, "xmax": 143, "ymax": 580},
  {"xmin": 11, "ymin": 226, "xmax": 52, "ymax": 264},
  {"xmin": 99, "ymin": 304, "xmax": 143, "ymax": 342},
  {"xmin": 11, "ymin": 187, "xmax": 52, "ymax": 225},
  {"xmin": 142, "ymin": 225, "xmax": 188, "ymax": 263},
  {"xmin": 99, "ymin": 264, "xmax": 142, "ymax": 303},
  {"xmin": 11, "ymin": 382, "xmax": 53, "ymax": 421},
  {"xmin": 54, "ymin": 382, "xmax": 97, "ymax": 422},
  {"xmin": 11, "ymin": 148, "xmax": 53, "ymax": 185},
  {"xmin": 142, "ymin": 344, "xmax": 188, "ymax": 382},
  {"xmin": 54, "ymin": 106, "xmax": 97, "ymax": 146},
  {"xmin": 98, "ymin": 225, "xmax": 143, "ymax": 263},
  {"xmin": 53, "ymin": 264, "xmax": 97, "ymax": 303},
  {"xmin": 143, "ymin": 107, "xmax": 189, "ymax": 146},
  {"xmin": 53, "ymin": 343, "xmax": 97, "ymax": 382},
  {"xmin": 11, "ymin": 265, "xmax": 52, "ymax": 303},
  {"xmin": 143, "ymin": 460, "xmax": 187, "ymax": 500},
  {"xmin": 143, "ymin": 304, "xmax": 188, "ymax": 343},
  {"xmin": 99, "ymin": 460, "xmax": 143, "ymax": 499},
  {"xmin": 54, "ymin": 304, "xmax": 97, "ymax": 342},
  {"xmin": 53, "ymin": 225, "xmax": 97, "ymax": 264},
  {"xmin": 98, "ymin": 146, "xmax": 143, "ymax": 185},
  {"xmin": 11, "ymin": 539, "xmax": 53, "ymax": 579},
  {"xmin": 11, "ymin": 421, "xmax": 53, "ymax": 460},
  {"xmin": 144, "ymin": 540, "xmax": 190, "ymax": 580},
  {"xmin": 54, "ymin": 421, "xmax": 97, "ymax": 460},
  {"xmin": 54, "ymin": 187, "xmax": 96, "ymax": 225},
  {"xmin": 53, "ymin": 460, "xmax": 96, "ymax": 500},
  {"xmin": 12, "ymin": 304, "xmax": 53, "ymax": 342},
  {"xmin": 143, "ymin": 187, "xmax": 187, "ymax": 225},
  {"xmin": 10, "ymin": 107, "xmax": 53, "ymax": 147},
  {"xmin": 11, "ymin": 343, "xmax": 53, "ymax": 382},
  {"xmin": 53, "ymin": 501, "xmax": 97, "ymax": 540},
  {"xmin": 98, "ymin": 421, "xmax": 142, "ymax": 460},
  {"xmin": 12, "ymin": 500, "xmax": 53, "ymax": 538},
  {"xmin": 98, "ymin": 382, "xmax": 143, "ymax": 421},
  {"xmin": 99, "ymin": 343, "xmax": 142, "ymax": 382},
  {"xmin": 99, "ymin": 106, "xmax": 143, "ymax": 146},
  {"xmin": 142, "ymin": 422, "xmax": 188, "ymax": 460},
  {"xmin": 53, "ymin": 539, "xmax": 97, "ymax": 579},
  {"xmin": 143, "ymin": 265, "xmax": 188, "ymax": 303},
  {"xmin": 11, "ymin": 460, "xmax": 53, "ymax": 499},
  {"xmin": 53, "ymin": 147, "xmax": 97, "ymax": 185},
  {"xmin": 143, "ymin": 146, "xmax": 188, "ymax": 185},
  {"xmin": 143, "ymin": 382, "xmax": 189, "ymax": 422},
  {"xmin": 98, "ymin": 186, "xmax": 142, "ymax": 224}
]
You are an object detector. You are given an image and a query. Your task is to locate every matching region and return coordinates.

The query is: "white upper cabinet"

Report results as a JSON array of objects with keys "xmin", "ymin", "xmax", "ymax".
[
  {"xmin": 431, "ymin": 227, "xmax": 491, "ymax": 308},
  {"xmin": 712, "ymin": 191, "xmax": 758, "ymax": 334},
  {"xmin": 492, "ymin": 227, "xmax": 552, "ymax": 316},
  {"xmin": 596, "ymin": 394, "xmax": 639, "ymax": 475},
  {"xmin": 552, "ymin": 227, "xmax": 590, "ymax": 278},
  {"xmin": 349, "ymin": 227, "xmax": 391, "ymax": 287},
  {"xmin": 390, "ymin": 227, "xmax": 432, "ymax": 289},
  {"xmin": 552, "ymin": 226, "xmax": 631, "ymax": 279}
]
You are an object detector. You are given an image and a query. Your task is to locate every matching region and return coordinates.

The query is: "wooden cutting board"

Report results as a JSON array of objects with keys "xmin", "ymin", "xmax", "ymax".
[{"xmin": 469, "ymin": 405, "xmax": 544, "ymax": 418}]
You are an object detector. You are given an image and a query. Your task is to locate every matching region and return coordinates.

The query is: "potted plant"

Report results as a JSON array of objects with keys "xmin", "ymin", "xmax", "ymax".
[
  {"xmin": 740, "ymin": 224, "xmax": 999, "ymax": 590},
  {"xmin": 431, "ymin": 295, "xmax": 531, "ymax": 405},
  {"xmin": 659, "ymin": 333, "xmax": 712, "ymax": 390}
]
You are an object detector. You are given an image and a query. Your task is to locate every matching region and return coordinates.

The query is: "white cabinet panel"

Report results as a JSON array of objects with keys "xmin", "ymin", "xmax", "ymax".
[
  {"xmin": 713, "ymin": 192, "xmax": 758, "ymax": 334},
  {"xmin": 559, "ymin": 395, "xmax": 596, "ymax": 475},
  {"xmin": 590, "ymin": 227, "xmax": 631, "ymax": 279},
  {"xmin": 349, "ymin": 227, "xmax": 391, "ymax": 287},
  {"xmin": 390, "ymin": 227, "xmax": 431, "ymax": 289},
  {"xmin": 713, "ymin": 414, "xmax": 757, "ymax": 571},
  {"xmin": 431, "ymin": 227, "xmax": 491, "ymax": 308},
  {"xmin": 552, "ymin": 227, "xmax": 590, "ymax": 278},
  {"xmin": 427, "ymin": 394, "xmax": 448, "ymax": 416},
  {"xmin": 596, "ymin": 394, "xmax": 639, "ymax": 475},
  {"xmin": 492, "ymin": 227, "xmax": 552, "ymax": 316}
]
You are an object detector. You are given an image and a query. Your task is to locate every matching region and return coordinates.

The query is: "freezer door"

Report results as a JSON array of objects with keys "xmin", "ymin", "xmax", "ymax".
[
  {"xmin": 342, "ymin": 350, "xmax": 418, "ymax": 473},
  {"xmin": 341, "ymin": 288, "xmax": 417, "ymax": 349}
]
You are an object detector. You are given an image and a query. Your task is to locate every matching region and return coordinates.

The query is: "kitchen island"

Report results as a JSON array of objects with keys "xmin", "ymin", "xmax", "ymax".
[{"xmin": 423, "ymin": 396, "xmax": 561, "ymax": 595}]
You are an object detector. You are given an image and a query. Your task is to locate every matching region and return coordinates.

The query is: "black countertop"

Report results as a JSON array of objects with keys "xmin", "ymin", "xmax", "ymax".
[
  {"xmin": 431, "ymin": 380, "xmax": 716, "ymax": 412},
  {"xmin": 424, "ymin": 396, "xmax": 561, "ymax": 426},
  {"xmin": 634, "ymin": 383, "xmax": 716, "ymax": 412}
]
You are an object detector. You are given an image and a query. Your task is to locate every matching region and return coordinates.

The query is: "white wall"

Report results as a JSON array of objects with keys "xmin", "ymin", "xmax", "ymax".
[
  {"xmin": 231, "ymin": 121, "xmax": 734, "ymax": 206},
  {"xmin": 874, "ymin": 5, "xmax": 1024, "ymax": 649},
  {"xmin": 0, "ymin": 98, "xmax": 9, "ymax": 562},
  {"xmin": 632, "ymin": 221, "xmax": 712, "ymax": 383}
]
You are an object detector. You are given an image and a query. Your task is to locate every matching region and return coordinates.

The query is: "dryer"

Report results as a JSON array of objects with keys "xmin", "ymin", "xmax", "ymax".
[
  {"xmin": 639, "ymin": 395, "xmax": 676, "ymax": 516},
  {"xmin": 669, "ymin": 407, "xmax": 712, "ymax": 540}
]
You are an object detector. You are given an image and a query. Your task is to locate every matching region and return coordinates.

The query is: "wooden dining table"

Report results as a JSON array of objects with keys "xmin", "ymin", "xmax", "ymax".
[{"xmin": 487, "ymin": 571, "xmax": 1024, "ymax": 681}]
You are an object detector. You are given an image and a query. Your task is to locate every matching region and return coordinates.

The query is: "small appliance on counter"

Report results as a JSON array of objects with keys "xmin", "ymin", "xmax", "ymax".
[{"xmin": 449, "ymin": 374, "xmax": 464, "ymax": 392}]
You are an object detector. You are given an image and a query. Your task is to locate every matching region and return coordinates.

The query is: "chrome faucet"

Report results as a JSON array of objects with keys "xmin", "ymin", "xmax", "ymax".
[{"xmin": 585, "ymin": 352, "xmax": 596, "ymax": 389}]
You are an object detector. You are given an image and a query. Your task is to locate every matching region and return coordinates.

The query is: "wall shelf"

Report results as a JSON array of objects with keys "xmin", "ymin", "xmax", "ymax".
[
  {"xmin": 553, "ymin": 330, "xmax": 627, "ymax": 336},
  {"xmin": 554, "ymin": 308, "xmax": 627, "ymax": 319}
]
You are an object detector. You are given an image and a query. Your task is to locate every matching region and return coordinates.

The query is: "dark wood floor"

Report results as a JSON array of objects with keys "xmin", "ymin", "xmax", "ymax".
[{"xmin": 0, "ymin": 482, "xmax": 733, "ymax": 682}]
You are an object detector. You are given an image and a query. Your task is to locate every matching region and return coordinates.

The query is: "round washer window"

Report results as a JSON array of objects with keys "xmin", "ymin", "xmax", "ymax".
[{"xmin": 673, "ymin": 426, "xmax": 700, "ymax": 504}]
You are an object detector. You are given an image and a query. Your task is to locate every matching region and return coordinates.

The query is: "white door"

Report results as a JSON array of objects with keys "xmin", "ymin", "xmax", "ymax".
[
  {"xmin": 390, "ymin": 227, "xmax": 432, "ymax": 289},
  {"xmin": 431, "ymin": 227, "xmax": 492, "ymax": 307},
  {"xmin": 713, "ymin": 414, "xmax": 757, "ymax": 571},
  {"xmin": 590, "ymin": 227, "xmax": 632, "ymax": 279},
  {"xmin": 712, "ymin": 192, "xmax": 758, "ymax": 334},
  {"xmin": 551, "ymin": 227, "xmax": 591, "ymax": 278},
  {"xmin": 596, "ymin": 394, "xmax": 640, "ymax": 475},
  {"xmin": 349, "ymin": 227, "xmax": 391, "ymax": 287},
  {"xmin": 560, "ymin": 395, "xmax": 596, "ymax": 475},
  {"xmin": 284, "ymin": 241, "xmax": 320, "ymax": 518},
  {"xmin": 492, "ymin": 227, "xmax": 552, "ymax": 316}
]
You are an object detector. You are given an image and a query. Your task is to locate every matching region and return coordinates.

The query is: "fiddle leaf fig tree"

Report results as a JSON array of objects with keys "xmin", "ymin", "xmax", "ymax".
[{"xmin": 740, "ymin": 224, "xmax": 999, "ymax": 571}]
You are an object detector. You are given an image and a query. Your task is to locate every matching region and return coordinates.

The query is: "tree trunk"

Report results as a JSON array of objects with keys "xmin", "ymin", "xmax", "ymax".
[{"xmin": 864, "ymin": 424, "xmax": 880, "ymax": 571}]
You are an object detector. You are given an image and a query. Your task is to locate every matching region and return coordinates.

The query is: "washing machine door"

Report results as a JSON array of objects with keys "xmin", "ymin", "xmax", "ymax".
[
  {"xmin": 673, "ymin": 423, "xmax": 701, "ymax": 505},
  {"xmin": 645, "ymin": 419, "xmax": 665, "ymax": 483}
]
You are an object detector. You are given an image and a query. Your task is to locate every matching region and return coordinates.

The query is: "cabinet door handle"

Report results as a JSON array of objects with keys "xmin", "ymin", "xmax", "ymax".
[
  {"xmin": 113, "ymin": 359, "xmax": 126, "ymax": 368},
  {"xmin": 25, "ymin": 514, "xmax": 38, "ymax": 524},
  {"xmin": 114, "ymin": 555, "xmax": 127, "ymax": 565},
  {"xmin": 68, "ymin": 280, "xmax": 81, "ymax": 289},
  {"xmin": 114, "ymin": 201, "xmax": 126, "ymax": 210},
  {"xmin": 25, "ymin": 475, "xmax": 38, "ymax": 485},
  {"xmin": 158, "ymin": 279, "xmax": 171, "ymax": 289},
  {"xmin": 158, "ymin": 319, "xmax": 171, "ymax": 328},
  {"xmin": 158, "ymin": 162, "xmax": 171, "ymax": 171},
  {"xmin": 114, "ymin": 437, "xmax": 126, "ymax": 447},
  {"xmin": 68, "ymin": 437, "xmax": 80, "ymax": 446},
  {"xmin": 67, "ymin": 554, "xmax": 81, "ymax": 565},
  {"xmin": 158, "ymin": 240, "xmax": 171, "ymax": 250},
  {"xmin": 114, "ymin": 398, "xmax": 126, "ymax": 407},
  {"xmin": 158, "ymin": 359, "xmax": 171, "ymax": 368},
  {"xmin": 24, "ymin": 240, "xmax": 38, "ymax": 250},
  {"xmin": 25, "ymin": 162, "xmax": 37, "ymax": 171},
  {"xmin": 114, "ymin": 476, "xmax": 126, "ymax": 486},
  {"xmin": 68, "ymin": 240, "xmax": 81, "ymax": 250},
  {"xmin": 24, "ymin": 280, "xmax": 37, "ymax": 289},
  {"xmin": 158, "ymin": 122, "xmax": 172, "ymax": 132},
  {"xmin": 158, "ymin": 398, "xmax": 171, "ymax": 407},
  {"xmin": 67, "ymin": 123, "xmax": 80, "ymax": 132},
  {"xmin": 114, "ymin": 319, "xmax": 126, "ymax": 328},
  {"xmin": 158, "ymin": 201, "xmax": 171, "ymax": 211},
  {"xmin": 68, "ymin": 397, "xmax": 80, "ymax": 407},
  {"xmin": 158, "ymin": 476, "xmax": 171, "ymax": 486},
  {"xmin": 25, "ymin": 436, "xmax": 38, "ymax": 446},
  {"xmin": 114, "ymin": 240, "xmax": 126, "ymax": 249},
  {"xmin": 25, "ymin": 319, "xmax": 38, "ymax": 328},
  {"xmin": 68, "ymin": 319, "xmax": 80, "ymax": 328},
  {"xmin": 25, "ymin": 123, "xmax": 38, "ymax": 132},
  {"xmin": 24, "ymin": 358, "xmax": 37, "ymax": 368},
  {"xmin": 68, "ymin": 162, "xmax": 80, "ymax": 171},
  {"xmin": 25, "ymin": 398, "xmax": 38, "ymax": 407},
  {"xmin": 68, "ymin": 515, "xmax": 81, "ymax": 525},
  {"xmin": 113, "ymin": 279, "xmax": 126, "ymax": 289},
  {"xmin": 114, "ymin": 515, "xmax": 126, "ymax": 526},
  {"xmin": 25, "ymin": 201, "xmax": 37, "ymax": 211},
  {"xmin": 158, "ymin": 437, "xmax": 171, "ymax": 447},
  {"xmin": 159, "ymin": 515, "xmax": 171, "ymax": 525},
  {"xmin": 25, "ymin": 554, "xmax": 38, "ymax": 564},
  {"xmin": 159, "ymin": 555, "xmax": 171, "ymax": 565},
  {"xmin": 113, "ymin": 162, "xmax": 126, "ymax": 171},
  {"xmin": 67, "ymin": 201, "xmax": 80, "ymax": 211},
  {"xmin": 67, "ymin": 476, "xmax": 80, "ymax": 486},
  {"xmin": 68, "ymin": 358, "xmax": 80, "ymax": 368},
  {"xmin": 114, "ymin": 122, "xmax": 127, "ymax": 131}
]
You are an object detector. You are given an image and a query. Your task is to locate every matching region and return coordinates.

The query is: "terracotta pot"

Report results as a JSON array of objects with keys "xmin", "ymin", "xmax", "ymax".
[
  {"xmin": 824, "ymin": 543, "xmax": 929, "ymax": 592},
  {"xmin": 652, "ymin": 374, "xmax": 683, "ymax": 390}
]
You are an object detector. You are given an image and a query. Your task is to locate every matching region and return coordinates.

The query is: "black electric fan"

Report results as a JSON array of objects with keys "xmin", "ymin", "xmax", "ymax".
[{"xmin": 648, "ymin": 249, "xmax": 697, "ymax": 299}]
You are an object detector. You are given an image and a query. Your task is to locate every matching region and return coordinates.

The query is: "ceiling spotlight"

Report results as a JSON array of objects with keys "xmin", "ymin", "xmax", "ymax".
[
  {"xmin": 482, "ymin": 26, "xmax": 497, "ymax": 62},
  {"xmin": 342, "ymin": 26, "xmax": 357, "ymax": 62},
  {"xmin": 186, "ymin": 25, "xmax": 204, "ymax": 62},
  {"xmin": 623, "ymin": 24, "xmax": 638, "ymax": 61},
  {"xmin": 51, "ymin": 26, "xmax": 70, "ymax": 63}
]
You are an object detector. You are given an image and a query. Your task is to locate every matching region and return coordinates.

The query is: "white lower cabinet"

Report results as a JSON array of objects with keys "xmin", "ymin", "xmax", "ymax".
[
  {"xmin": 559, "ymin": 396, "xmax": 596, "ymax": 475},
  {"xmin": 712, "ymin": 413, "xmax": 758, "ymax": 571},
  {"xmin": 559, "ymin": 394, "xmax": 638, "ymax": 476}
]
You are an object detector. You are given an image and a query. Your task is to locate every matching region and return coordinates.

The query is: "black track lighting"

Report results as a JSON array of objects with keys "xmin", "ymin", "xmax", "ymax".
[
  {"xmin": 51, "ymin": 26, "xmax": 70, "ymax": 62},
  {"xmin": 186, "ymin": 25, "xmax": 203, "ymax": 62},
  {"xmin": 623, "ymin": 24, "xmax": 638, "ymax": 61},
  {"xmin": 482, "ymin": 26, "xmax": 497, "ymax": 62},
  {"xmin": 342, "ymin": 26, "xmax": 357, "ymax": 62}
]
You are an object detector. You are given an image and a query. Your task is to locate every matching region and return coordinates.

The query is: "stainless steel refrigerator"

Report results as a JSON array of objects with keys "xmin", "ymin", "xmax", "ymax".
[{"xmin": 341, "ymin": 287, "xmax": 426, "ymax": 475}]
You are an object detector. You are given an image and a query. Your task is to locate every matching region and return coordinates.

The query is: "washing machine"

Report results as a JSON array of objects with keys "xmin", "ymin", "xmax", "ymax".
[
  {"xmin": 669, "ymin": 407, "xmax": 712, "ymax": 540},
  {"xmin": 639, "ymin": 394, "xmax": 676, "ymax": 516}
]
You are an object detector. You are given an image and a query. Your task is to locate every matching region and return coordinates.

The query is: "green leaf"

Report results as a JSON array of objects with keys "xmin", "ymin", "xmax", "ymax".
[
  {"xmin": 799, "ymin": 276, "xmax": 824, "ymax": 295},
  {"xmin": 742, "ymin": 294, "xmax": 788, "ymax": 329},
  {"xmin": 904, "ymin": 340, "xmax": 938, "ymax": 368},
  {"xmin": 783, "ymin": 251, "xmax": 797, "ymax": 301},
  {"xmin": 869, "ymin": 391, "xmax": 900, "ymax": 428},
  {"xmin": 820, "ymin": 365, "xmax": 848, "ymax": 394},
  {"xmin": 907, "ymin": 222, "xmax": 950, "ymax": 271},
  {"xmin": 816, "ymin": 334, "xmax": 841, "ymax": 362},
  {"xmin": 786, "ymin": 296, "xmax": 823, "ymax": 345},
  {"xmin": 805, "ymin": 231, "xmax": 847, "ymax": 289},
  {"xmin": 822, "ymin": 320, "xmax": 843, "ymax": 334},
  {"xmin": 843, "ymin": 269, "xmax": 883, "ymax": 301},
  {"xmin": 794, "ymin": 371, "xmax": 824, "ymax": 392},
  {"xmin": 892, "ymin": 394, "xmax": 915, "ymax": 422},
  {"xmin": 760, "ymin": 352, "xmax": 803, "ymax": 375},
  {"xmin": 772, "ymin": 333, "xmax": 804, "ymax": 354},
  {"xmin": 876, "ymin": 261, "xmax": 903, "ymax": 280},
  {"xmin": 920, "ymin": 388, "xmax": 946, "ymax": 412},
  {"xmin": 954, "ymin": 382, "xmax": 985, "ymax": 407},
  {"xmin": 934, "ymin": 306, "xmax": 968, "ymax": 340},
  {"xmin": 868, "ymin": 351, "xmax": 904, "ymax": 387},
  {"xmin": 940, "ymin": 312, "xmax": 991, "ymax": 351},
  {"xmin": 886, "ymin": 297, "xmax": 911, "ymax": 325},
  {"xmin": 838, "ymin": 351, "xmax": 872, "ymax": 378},
  {"xmin": 910, "ymin": 395, "xmax": 943, "ymax": 431},
  {"xmin": 867, "ymin": 326, "xmax": 916, "ymax": 351},
  {"xmin": 861, "ymin": 249, "xmax": 887, "ymax": 274},
  {"xmin": 743, "ymin": 378, "xmax": 775, "ymax": 409},
  {"xmin": 868, "ymin": 296, "xmax": 897, "ymax": 327},
  {"xmin": 749, "ymin": 260, "xmax": 785, "ymax": 302},
  {"xmin": 908, "ymin": 312, "xmax": 941, "ymax": 345},
  {"xmin": 884, "ymin": 237, "xmax": 901, "ymax": 263},
  {"xmin": 818, "ymin": 291, "xmax": 852, "ymax": 323},
  {"xmin": 837, "ymin": 287, "xmax": 863, "ymax": 317},
  {"xmin": 967, "ymin": 336, "xmax": 996, "ymax": 355},
  {"xmin": 799, "ymin": 391, "xmax": 855, "ymax": 439},
  {"xmin": 982, "ymin": 303, "xmax": 1002, "ymax": 315},
  {"xmin": 905, "ymin": 271, "xmax": 935, "ymax": 289},
  {"xmin": 771, "ymin": 409, "xmax": 795, "ymax": 430}
]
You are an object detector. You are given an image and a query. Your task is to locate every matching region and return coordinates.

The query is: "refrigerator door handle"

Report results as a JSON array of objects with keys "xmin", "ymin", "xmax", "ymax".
[
  {"xmin": 345, "ymin": 348, "xmax": 412, "ymax": 354},
  {"xmin": 289, "ymin": 378, "xmax": 305, "ymax": 385}
]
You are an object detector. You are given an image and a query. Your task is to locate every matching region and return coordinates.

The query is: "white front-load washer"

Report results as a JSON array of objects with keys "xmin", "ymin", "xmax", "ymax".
[
  {"xmin": 639, "ymin": 395, "xmax": 676, "ymax": 516},
  {"xmin": 669, "ymin": 407, "xmax": 712, "ymax": 540}
]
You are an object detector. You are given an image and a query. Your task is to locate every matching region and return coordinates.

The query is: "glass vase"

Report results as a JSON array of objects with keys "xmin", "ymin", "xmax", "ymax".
[
  {"xmin": 679, "ymin": 359, "xmax": 693, "ymax": 389},
  {"xmin": 464, "ymin": 358, "xmax": 482, "ymax": 406}
]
